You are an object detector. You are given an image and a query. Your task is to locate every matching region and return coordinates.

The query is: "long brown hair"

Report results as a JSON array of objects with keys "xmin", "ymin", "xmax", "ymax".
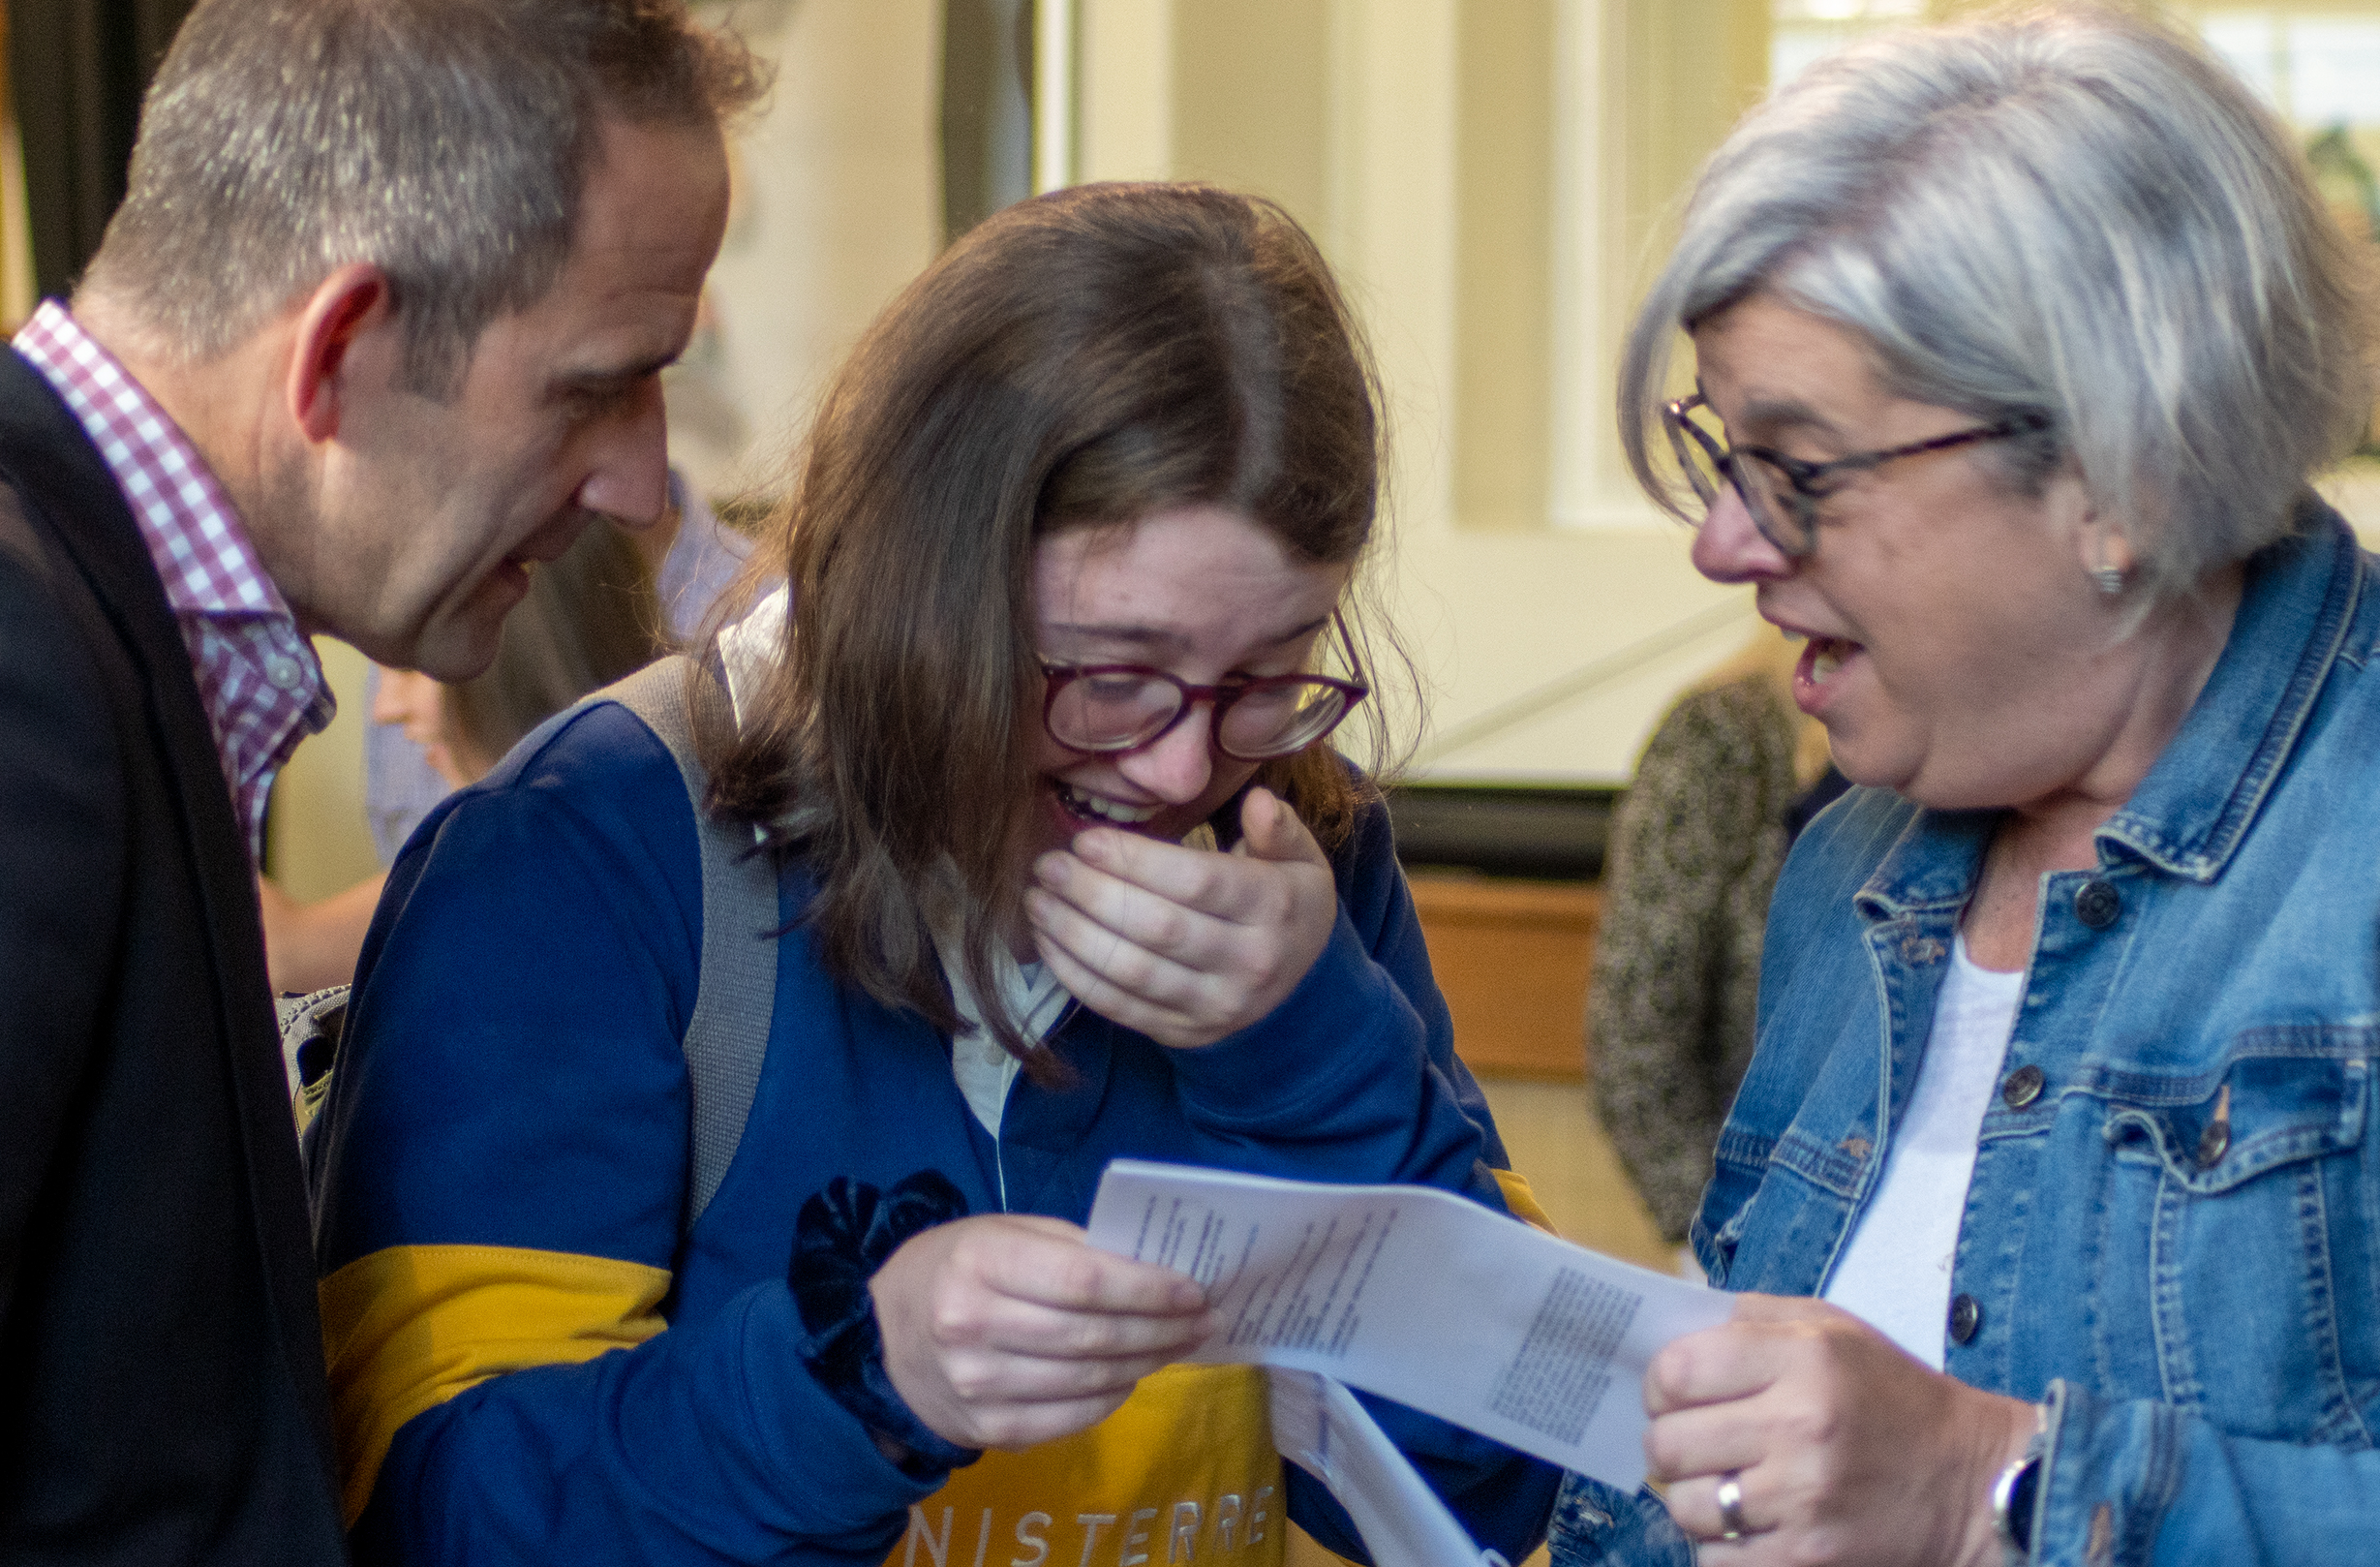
[{"xmin": 707, "ymin": 181, "xmax": 1403, "ymax": 1065}]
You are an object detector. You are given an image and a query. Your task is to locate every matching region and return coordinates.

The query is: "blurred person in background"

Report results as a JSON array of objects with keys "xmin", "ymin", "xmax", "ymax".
[
  {"xmin": 359, "ymin": 467, "xmax": 751, "ymax": 869},
  {"xmin": 1589, "ymin": 623, "xmax": 1835, "ymax": 1251},
  {"xmin": 259, "ymin": 519, "xmax": 669, "ymax": 996},
  {"xmin": 1552, "ymin": 8, "xmax": 2380, "ymax": 1565}
]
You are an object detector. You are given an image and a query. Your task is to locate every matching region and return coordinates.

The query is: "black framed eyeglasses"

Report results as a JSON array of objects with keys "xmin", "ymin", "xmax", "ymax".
[
  {"xmin": 1662, "ymin": 392, "xmax": 2052, "ymax": 558},
  {"xmin": 1039, "ymin": 612, "xmax": 1371, "ymax": 762}
]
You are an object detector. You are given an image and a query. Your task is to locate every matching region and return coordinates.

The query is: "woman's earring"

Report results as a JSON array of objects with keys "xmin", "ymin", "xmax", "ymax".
[{"xmin": 2088, "ymin": 533, "xmax": 2127, "ymax": 598}]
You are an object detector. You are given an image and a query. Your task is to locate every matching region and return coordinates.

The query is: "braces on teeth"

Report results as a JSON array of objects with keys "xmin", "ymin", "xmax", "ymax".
[{"xmin": 1059, "ymin": 784, "xmax": 1159, "ymax": 824}]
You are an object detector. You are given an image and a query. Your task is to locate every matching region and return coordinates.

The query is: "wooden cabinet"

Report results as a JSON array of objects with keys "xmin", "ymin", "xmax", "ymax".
[{"xmin": 1407, "ymin": 875, "xmax": 1599, "ymax": 1081}]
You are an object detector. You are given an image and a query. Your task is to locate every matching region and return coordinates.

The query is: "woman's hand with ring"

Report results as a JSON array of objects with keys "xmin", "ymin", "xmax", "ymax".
[
  {"xmin": 1025, "ymin": 786, "xmax": 1337, "ymax": 1049},
  {"xmin": 1643, "ymin": 1294, "xmax": 2037, "ymax": 1564},
  {"xmin": 1714, "ymin": 1470, "xmax": 1751, "ymax": 1541}
]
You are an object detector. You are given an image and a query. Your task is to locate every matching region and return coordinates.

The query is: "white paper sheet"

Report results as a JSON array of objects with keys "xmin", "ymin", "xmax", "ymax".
[
  {"xmin": 1085, "ymin": 1159, "xmax": 1735, "ymax": 1492},
  {"xmin": 1268, "ymin": 1368, "xmax": 1509, "ymax": 1567}
]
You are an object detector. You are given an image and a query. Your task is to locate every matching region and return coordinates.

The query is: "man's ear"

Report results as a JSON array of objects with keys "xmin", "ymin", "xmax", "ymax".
[{"xmin": 287, "ymin": 263, "xmax": 396, "ymax": 444}]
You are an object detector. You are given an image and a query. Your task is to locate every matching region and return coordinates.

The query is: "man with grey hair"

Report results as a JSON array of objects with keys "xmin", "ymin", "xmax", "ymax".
[{"xmin": 0, "ymin": 1, "xmax": 758, "ymax": 1559}]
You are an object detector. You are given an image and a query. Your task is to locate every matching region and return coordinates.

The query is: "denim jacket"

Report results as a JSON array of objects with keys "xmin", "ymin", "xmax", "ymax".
[{"xmin": 1551, "ymin": 506, "xmax": 2380, "ymax": 1567}]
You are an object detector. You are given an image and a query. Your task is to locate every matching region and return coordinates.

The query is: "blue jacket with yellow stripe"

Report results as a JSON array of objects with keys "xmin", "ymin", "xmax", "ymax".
[{"xmin": 310, "ymin": 702, "xmax": 1560, "ymax": 1567}]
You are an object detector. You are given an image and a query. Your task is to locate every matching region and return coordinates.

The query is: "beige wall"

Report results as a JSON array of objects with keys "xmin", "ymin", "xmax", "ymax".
[
  {"xmin": 0, "ymin": 4, "xmax": 37, "ymax": 331},
  {"xmin": 275, "ymin": 0, "xmax": 1754, "ymax": 916},
  {"xmin": 267, "ymin": 639, "xmax": 382, "ymax": 901},
  {"xmin": 1452, "ymin": 0, "xmax": 1556, "ymax": 537},
  {"xmin": 1078, "ymin": 0, "xmax": 1764, "ymax": 783},
  {"xmin": 678, "ymin": 0, "xmax": 940, "ymax": 499}
]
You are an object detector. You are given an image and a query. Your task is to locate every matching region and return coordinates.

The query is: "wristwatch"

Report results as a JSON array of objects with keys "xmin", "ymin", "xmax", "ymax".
[{"xmin": 1992, "ymin": 1405, "xmax": 2050, "ymax": 1563}]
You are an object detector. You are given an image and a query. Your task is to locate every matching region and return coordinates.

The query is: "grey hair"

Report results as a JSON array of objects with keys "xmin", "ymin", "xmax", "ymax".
[
  {"xmin": 80, "ymin": 0, "xmax": 768, "ymax": 397},
  {"xmin": 1620, "ymin": 3, "xmax": 2376, "ymax": 603}
]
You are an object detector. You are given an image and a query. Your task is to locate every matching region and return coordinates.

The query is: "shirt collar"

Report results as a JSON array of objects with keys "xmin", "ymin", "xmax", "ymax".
[
  {"xmin": 15, "ymin": 300, "xmax": 332, "ymax": 864},
  {"xmin": 14, "ymin": 299, "xmax": 290, "ymax": 622}
]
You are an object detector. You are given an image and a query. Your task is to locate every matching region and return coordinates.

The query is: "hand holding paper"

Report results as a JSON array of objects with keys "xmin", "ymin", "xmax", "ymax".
[
  {"xmin": 1643, "ymin": 1294, "xmax": 2038, "ymax": 1561},
  {"xmin": 1084, "ymin": 1159, "xmax": 1734, "ymax": 1491},
  {"xmin": 870, "ymin": 1212, "xmax": 1217, "ymax": 1449}
]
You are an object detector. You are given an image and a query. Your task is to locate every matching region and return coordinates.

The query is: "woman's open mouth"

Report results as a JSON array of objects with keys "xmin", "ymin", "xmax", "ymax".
[
  {"xmin": 1052, "ymin": 780, "xmax": 1161, "ymax": 829},
  {"xmin": 1794, "ymin": 634, "xmax": 1865, "ymax": 712}
]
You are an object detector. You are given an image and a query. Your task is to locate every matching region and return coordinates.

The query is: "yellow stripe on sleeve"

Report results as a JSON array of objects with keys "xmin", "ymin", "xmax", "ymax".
[
  {"xmin": 1491, "ymin": 1166, "xmax": 1559, "ymax": 1236},
  {"xmin": 319, "ymin": 1244, "xmax": 671, "ymax": 1525}
]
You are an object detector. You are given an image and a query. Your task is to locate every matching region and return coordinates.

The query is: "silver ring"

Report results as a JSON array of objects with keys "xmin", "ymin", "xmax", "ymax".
[{"xmin": 1714, "ymin": 1470, "xmax": 1749, "ymax": 1542}]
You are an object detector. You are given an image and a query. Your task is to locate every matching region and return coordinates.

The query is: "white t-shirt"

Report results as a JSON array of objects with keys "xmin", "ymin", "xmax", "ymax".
[
  {"xmin": 1820, "ymin": 935, "xmax": 2024, "ymax": 1368},
  {"xmin": 927, "ymin": 920, "xmax": 1072, "ymax": 1139},
  {"xmin": 717, "ymin": 583, "xmax": 788, "ymax": 722}
]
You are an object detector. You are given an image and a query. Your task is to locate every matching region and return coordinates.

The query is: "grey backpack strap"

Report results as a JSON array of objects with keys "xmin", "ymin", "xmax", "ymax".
[{"xmin": 604, "ymin": 656, "xmax": 781, "ymax": 1227}]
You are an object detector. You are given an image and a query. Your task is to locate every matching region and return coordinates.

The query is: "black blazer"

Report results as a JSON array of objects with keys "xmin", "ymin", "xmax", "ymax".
[{"xmin": 0, "ymin": 348, "xmax": 346, "ymax": 1562}]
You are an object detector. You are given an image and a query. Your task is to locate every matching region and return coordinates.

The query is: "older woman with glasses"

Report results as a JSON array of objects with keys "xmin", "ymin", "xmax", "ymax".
[
  {"xmin": 1550, "ymin": 10, "xmax": 2380, "ymax": 1567},
  {"xmin": 308, "ymin": 182, "xmax": 1558, "ymax": 1567}
]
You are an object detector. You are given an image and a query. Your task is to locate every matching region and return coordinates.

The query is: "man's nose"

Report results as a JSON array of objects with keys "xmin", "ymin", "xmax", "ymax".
[{"xmin": 574, "ymin": 379, "xmax": 672, "ymax": 531}]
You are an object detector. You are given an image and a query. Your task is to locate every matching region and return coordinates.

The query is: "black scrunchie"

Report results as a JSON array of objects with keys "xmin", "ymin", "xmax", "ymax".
[{"xmin": 789, "ymin": 1170, "xmax": 978, "ymax": 1476}]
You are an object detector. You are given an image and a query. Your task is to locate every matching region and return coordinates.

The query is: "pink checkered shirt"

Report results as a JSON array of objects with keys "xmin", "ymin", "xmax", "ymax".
[{"xmin": 15, "ymin": 300, "xmax": 332, "ymax": 862}]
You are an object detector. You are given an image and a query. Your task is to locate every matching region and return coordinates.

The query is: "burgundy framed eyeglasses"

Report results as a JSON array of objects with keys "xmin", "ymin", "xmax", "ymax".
[{"xmin": 1039, "ymin": 612, "xmax": 1370, "ymax": 761}]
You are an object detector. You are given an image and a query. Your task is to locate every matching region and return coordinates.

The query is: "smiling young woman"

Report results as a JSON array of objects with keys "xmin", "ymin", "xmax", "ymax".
[{"xmin": 310, "ymin": 181, "xmax": 1560, "ymax": 1567}]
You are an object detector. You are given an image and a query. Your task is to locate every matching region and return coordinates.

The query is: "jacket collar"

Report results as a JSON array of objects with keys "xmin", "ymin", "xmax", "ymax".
[
  {"xmin": 1854, "ymin": 498, "xmax": 2362, "ymax": 920},
  {"xmin": 2104, "ymin": 500, "xmax": 2362, "ymax": 880}
]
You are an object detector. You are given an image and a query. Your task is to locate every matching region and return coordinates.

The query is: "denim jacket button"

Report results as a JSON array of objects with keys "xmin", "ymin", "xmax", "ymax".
[
  {"xmin": 1949, "ymin": 1293, "xmax": 1982, "ymax": 1344},
  {"xmin": 2197, "ymin": 1118, "xmax": 2232, "ymax": 1167},
  {"xmin": 2074, "ymin": 878, "xmax": 2121, "ymax": 929},
  {"xmin": 2001, "ymin": 1063, "xmax": 2045, "ymax": 1109}
]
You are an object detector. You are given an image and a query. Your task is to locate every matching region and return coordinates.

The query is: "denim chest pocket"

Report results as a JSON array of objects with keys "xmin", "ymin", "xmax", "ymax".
[
  {"xmin": 2085, "ymin": 1029, "xmax": 2378, "ymax": 1445},
  {"xmin": 2100, "ymin": 1047, "xmax": 2367, "ymax": 1192}
]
